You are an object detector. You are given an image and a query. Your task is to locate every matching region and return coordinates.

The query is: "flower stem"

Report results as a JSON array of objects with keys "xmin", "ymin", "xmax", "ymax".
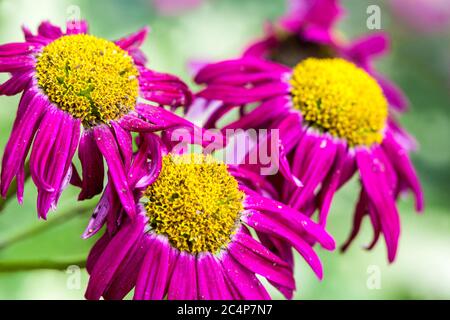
[
  {"xmin": 0, "ymin": 258, "xmax": 87, "ymax": 272},
  {"xmin": 0, "ymin": 205, "xmax": 94, "ymax": 251}
]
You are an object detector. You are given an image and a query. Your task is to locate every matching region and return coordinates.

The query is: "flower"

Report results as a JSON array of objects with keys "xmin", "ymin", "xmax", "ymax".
[
  {"xmin": 244, "ymin": 0, "xmax": 409, "ymax": 112},
  {"xmin": 195, "ymin": 56, "xmax": 424, "ymax": 262},
  {"xmin": 0, "ymin": 20, "xmax": 197, "ymax": 219},
  {"xmin": 84, "ymin": 137, "xmax": 335, "ymax": 300}
]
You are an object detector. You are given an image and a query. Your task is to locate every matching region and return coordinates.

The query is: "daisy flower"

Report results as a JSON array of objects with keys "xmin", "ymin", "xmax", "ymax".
[
  {"xmin": 84, "ymin": 135, "xmax": 335, "ymax": 300},
  {"xmin": 244, "ymin": 0, "xmax": 409, "ymax": 112},
  {"xmin": 195, "ymin": 56, "xmax": 424, "ymax": 262},
  {"xmin": 0, "ymin": 20, "xmax": 198, "ymax": 219}
]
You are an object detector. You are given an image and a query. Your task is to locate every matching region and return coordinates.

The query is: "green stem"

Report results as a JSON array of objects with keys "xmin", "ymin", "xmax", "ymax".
[
  {"xmin": 0, "ymin": 205, "xmax": 94, "ymax": 251},
  {"xmin": 0, "ymin": 258, "xmax": 86, "ymax": 272}
]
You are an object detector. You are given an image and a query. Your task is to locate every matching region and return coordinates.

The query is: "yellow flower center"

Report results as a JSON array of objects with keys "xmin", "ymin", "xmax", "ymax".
[
  {"xmin": 290, "ymin": 58, "xmax": 388, "ymax": 147},
  {"xmin": 144, "ymin": 153, "xmax": 244, "ymax": 255},
  {"xmin": 35, "ymin": 34, "xmax": 139, "ymax": 126}
]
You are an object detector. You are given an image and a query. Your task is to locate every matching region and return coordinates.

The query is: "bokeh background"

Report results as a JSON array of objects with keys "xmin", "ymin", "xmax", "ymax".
[{"xmin": 0, "ymin": 0, "xmax": 449, "ymax": 299}]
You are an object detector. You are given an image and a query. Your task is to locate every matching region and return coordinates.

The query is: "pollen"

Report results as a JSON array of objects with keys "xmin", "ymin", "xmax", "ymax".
[
  {"xmin": 143, "ymin": 153, "xmax": 244, "ymax": 255},
  {"xmin": 35, "ymin": 34, "xmax": 139, "ymax": 126},
  {"xmin": 290, "ymin": 58, "xmax": 388, "ymax": 147}
]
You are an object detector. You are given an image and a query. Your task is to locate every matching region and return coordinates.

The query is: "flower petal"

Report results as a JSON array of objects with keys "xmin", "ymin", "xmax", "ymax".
[
  {"xmin": 78, "ymin": 130, "xmax": 104, "ymax": 200},
  {"xmin": 220, "ymin": 252, "xmax": 270, "ymax": 300},
  {"xmin": 134, "ymin": 236, "xmax": 177, "ymax": 300},
  {"xmin": 167, "ymin": 252, "xmax": 197, "ymax": 300},
  {"xmin": 93, "ymin": 126, "xmax": 136, "ymax": 217}
]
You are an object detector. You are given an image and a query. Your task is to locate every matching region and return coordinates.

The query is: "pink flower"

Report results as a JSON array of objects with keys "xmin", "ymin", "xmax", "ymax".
[
  {"xmin": 244, "ymin": 0, "xmax": 409, "ymax": 112},
  {"xmin": 84, "ymin": 139, "xmax": 335, "ymax": 300},
  {"xmin": 0, "ymin": 20, "xmax": 198, "ymax": 219},
  {"xmin": 195, "ymin": 56, "xmax": 424, "ymax": 263}
]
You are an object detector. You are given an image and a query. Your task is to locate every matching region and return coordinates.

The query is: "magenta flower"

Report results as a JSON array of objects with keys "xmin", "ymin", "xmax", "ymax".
[
  {"xmin": 0, "ymin": 20, "xmax": 197, "ymax": 219},
  {"xmin": 195, "ymin": 57, "xmax": 424, "ymax": 262},
  {"xmin": 84, "ymin": 135, "xmax": 335, "ymax": 300},
  {"xmin": 244, "ymin": 0, "xmax": 409, "ymax": 112}
]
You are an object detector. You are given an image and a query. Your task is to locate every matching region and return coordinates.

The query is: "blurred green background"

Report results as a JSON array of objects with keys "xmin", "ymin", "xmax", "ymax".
[{"xmin": 0, "ymin": 0, "xmax": 449, "ymax": 299}]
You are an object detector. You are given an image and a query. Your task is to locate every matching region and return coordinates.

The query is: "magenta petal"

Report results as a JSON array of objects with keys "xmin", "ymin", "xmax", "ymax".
[
  {"xmin": 37, "ymin": 21, "xmax": 63, "ymax": 39},
  {"xmin": 78, "ymin": 130, "xmax": 104, "ymax": 200},
  {"xmin": 103, "ymin": 234, "xmax": 148, "ymax": 300},
  {"xmin": 86, "ymin": 232, "xmax": 111, "ymax": 274},
  {"xmin": 111, "ymin": 121, "xmax": 132, "ymax": 170},
  {"xmin": 196, "ymin": 254, "xmax": 233, "ymax": 300},
  {"xmin": 0, "ymin": 42, "xmax": 38, "ymax": 57},
  {"xmin": 375, "ymin": 74, "xmax": 409, "ymax": 111},
  {"xmin": 223, "ymin": 96, "xmax": 291, "ymax": 131},
  {"xmin": 341, "ymin": 190, "xmax": 370, "ymax": 252},
  {"xmin": 129, "ymin": 133, "xmax": 163, "ymax": 189},
  {"xmin": 243, "ymin": 192, "xmax": 335, "ymax": 250},
  {"xmin": 221, "ymin": 252, "xmax": 270, "ymax": 300},
  {"xmin": 257, "ymin": 232, "xmax": 294, "ymax": 267},
  {"xmin": 0, "ymin": 56, "xmax": 34, "ymax": 72},
  {"xmin": 35, "ymin": 112, "xmax": 80, "ymax": 219},
  {"xmin": 29, "ymin": 108, "xmax": 65, "ymax": 193},
  {"xmin": 316, "ymin": 143, "xmax": 348, "ymax": 225},
  {"xmin": 115, "ymin": 27, "xmax": 149, "ymax": 51},
  {"xmin": 85, "ymin": 215, "xmax": 145, "ymax": 300},
  {"xmin": 229, "ymin": 166, "xmax": 279, "ymax": 200},
  {"xmin": 356, "ymin": 147, "xmax": 401, "ymax": 263},
  {"xmin": 1, "ymin": 93, "xmax": 47, "ymax": 198},
  {"xmin": 82, "ymin": 184, "xmax": 118, "ymax": 239},
  {"xmin": 195, "ymin": 58, "xmax": 288, "ymax": 84},
  {"xmin": 66, "ymin": 20, "xmax": 88, "ymax": 35},
  {"xmin": 93, "ymin": 126, "xmax": 136, "ymax": 217},
  {"xmin": 280, "ymin": 0, "xmax": 343, "ymax": 34},
  {"xmin": 139, "ymin": 67, "xmax": 192, "ymax": 107},
  {"xmin": 134, "ymin": 236, "xmax": 177, "ymax": 300},
  {"xmin": 135, "ymin": 104, "xmax": 219, "ymax": 148},
  {"xmin": 289, "ymin": 135, "xmax": 338, "ymax": 210},
  {"xmin": 230, "ymin": 232, "xmax": 295, "ymax": 297},
  {"xmin": 167, "ymin": 252, "xmax": 197, "ymax": 300},
  {"xmin": 197, "ymin": 82, "xmax": 289, "ymax": 105},
  {"xmin": 118, "ymin": 113, "xmax": 165, "ymax": 132},
  {"xmin": 242, "ymin": 209, "xmax": 324, "ymax": 279},
  {"xmin": 22, "ymin": 26, "xmax": 52, "ymax": 45},
  {"xmin": 276, "ymin": 112, "xmax": 304, "ymax": 153},
  {"xmin": 382, "ymin": 132, "xmax": 424, "ymax": 212},
  {"xmin": 346, "ymin": 33, "xmax": 389, "ymax": 62},
  {"xmin": 0, "ymin": 71, "xmax": 32, "ymax": 96}
]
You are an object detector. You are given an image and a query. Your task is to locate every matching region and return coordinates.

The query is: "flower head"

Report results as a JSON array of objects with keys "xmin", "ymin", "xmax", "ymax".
[
  {"xmin": 84, "ymin": 137, "xmax": 335, "ymax": 300},
  {"xmin": 195, "ymin": 56, "xmax": 424, "ymax": 262},
  {"xmin": 35, "ymin": 34, "xmax": 139, "ymax": 126},
  {"xmin": 290, "ymin": 58, "xmax": 388, "ymax": 146},
  {"xmin": 145, "ymin": 154, "xmax": 244, "ymax": 254},
  {"xmin": 0, "ymin": 20, "xmax": 198, "ymax": 219}
]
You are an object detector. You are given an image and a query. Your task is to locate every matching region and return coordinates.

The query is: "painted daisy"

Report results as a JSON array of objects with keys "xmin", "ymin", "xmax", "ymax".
[
  {"xmin": 195, "ymin": 56, "xmax": 424, "ymax": 262},
  {"xmin": 84, "ymin": 134, "xmax": 335, "ymax": 300},
  {"xmin": 244, "ymin": 0, "xmax": 409, "ymax": 112},
  {"xmin": 0, "ymin": 20, "xmax": 198, "ymax": 219}
]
